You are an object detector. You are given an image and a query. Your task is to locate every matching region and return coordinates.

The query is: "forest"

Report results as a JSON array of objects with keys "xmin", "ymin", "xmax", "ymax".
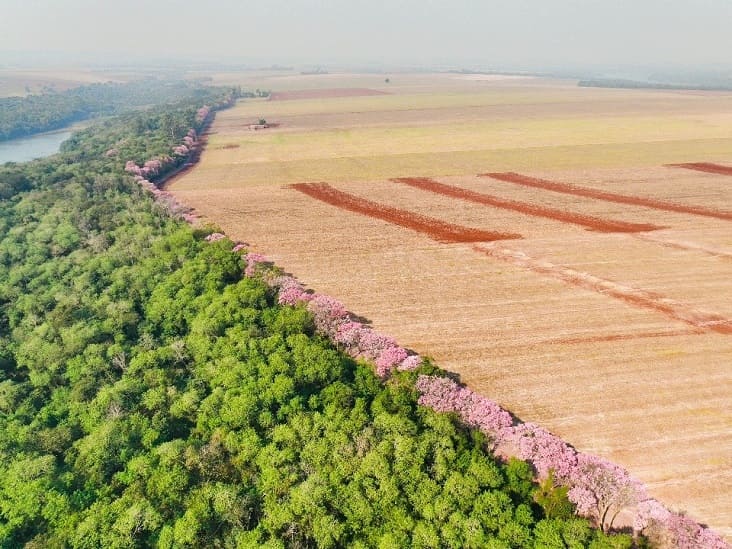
[
  {"xmin": 0, "ymin": 84, "xmax": 641, "ymax": 547},
  {"xmin": 0, "ymin": 79, "xmax": 241, "ymax": 141}
]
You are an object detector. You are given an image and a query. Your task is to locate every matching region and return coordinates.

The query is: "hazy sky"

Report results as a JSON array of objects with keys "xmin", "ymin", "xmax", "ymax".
[{"xmin": 2, "ymin": 0, "xmax": 731, "ymax": 69}]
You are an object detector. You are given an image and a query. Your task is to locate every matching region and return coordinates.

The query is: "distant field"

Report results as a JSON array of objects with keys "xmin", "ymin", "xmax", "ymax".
[
  {"xmin": 170, "ymin": 73, "xmax": 732, "ymax": 539},
  {"xmin": 0, "ymin": 68, "xmax": 120, "ymax": 97}
]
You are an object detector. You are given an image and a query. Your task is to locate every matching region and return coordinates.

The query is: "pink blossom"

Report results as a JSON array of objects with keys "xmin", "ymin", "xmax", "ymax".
[
  {"xmin": 414, "ymin": 375, "xmax": 513, "ymax": 442},
  {"xmin": 173, "ymin": 145, "xmax": 189, "ymax": 156},
  {"xmin": 511, "ymin": 423, "xmax": 578, "ymax": 481},
  {"xmin": 355, "ymin": 330, "xmax": 397, "ymax": 361},
  {"xmin": 307, "ymin": 295, "xmax": 348, "ymax": 336},
  {"xmin": 566, "ymin": 453, "xmax": 645, "ymax": 532},
  {"xmin": 375, "ymin": 346, "xmax": 408, "ymax": 378},
  {"xmin": 334, "ymin": 321, "xmax": 366, "ymax": 353},
  {"xmin": 205, "ymin": 232, "xmax": 226, "ymax": 243},
  {"xmin": 124, "ymin": 160, "xmax": 142, "ymax": 176},
  {"xmin": 397, "ymin": 354, "xmax": 422, "ymax": 371},
  {"xmin": 196, "ymin": 105, "xmax": 211, "ymax": 123},
  {"xmin": 144, "ymin": 159, "xmax": 163, "ymax": 176},
  {"xmin": 232, "ymin": 243, "xmax": 247, "ymax": 253},
  {"xmin": 244, "ymin": 252, "xmax": 268, "ymax": 277}
]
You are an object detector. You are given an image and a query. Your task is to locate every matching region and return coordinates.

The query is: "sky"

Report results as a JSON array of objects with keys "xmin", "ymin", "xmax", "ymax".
[{"xmin": 1, "ymin": 0, "xmax": 731, "ymax": 70}]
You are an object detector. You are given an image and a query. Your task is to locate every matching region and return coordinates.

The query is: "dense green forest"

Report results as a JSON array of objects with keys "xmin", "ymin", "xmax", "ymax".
[
  {"xmin": 0, "ymin": 79, "xmax": 246, "ymax": 141},
  {"xmin": 0, "ymin": 87, "xmax": 636, "ymax": 547}
]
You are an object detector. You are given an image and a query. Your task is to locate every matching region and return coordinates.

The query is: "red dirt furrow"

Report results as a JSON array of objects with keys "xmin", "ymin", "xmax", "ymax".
[
  {"xmin": 291, "ymin": 183, "xmax": 521, "ymax": 243},
  {"xmin": 667, "ymin": 162, "xmax": 732, "ymax": 176},
  {"xmin": 392, "ymin": 177, "xmax": 662, "ymax": 233},
  {"xmin": 474, "ymin": 243, "xmax": 732, "ymax": 335},
  {"xmin": 547, "ymin": 328, "xmax": 703, "ymax": 345},
  {"xmin": 482, "ymin": 172, "xmax": 732, "ymax": 221}
]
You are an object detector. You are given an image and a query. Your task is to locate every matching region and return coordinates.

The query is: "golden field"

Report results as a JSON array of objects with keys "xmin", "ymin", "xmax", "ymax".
[{"xmin": 170, "ymin": 73, "xmax": 732, "ymax": 538}]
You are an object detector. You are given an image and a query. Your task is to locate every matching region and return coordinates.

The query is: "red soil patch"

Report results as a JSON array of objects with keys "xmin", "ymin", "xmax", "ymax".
[
  {"xmin": 474, "ymin": 243, "xmax": 732, "ymax": 335},
  {"xmin": 667, "ymin": 162, "xmax": 732, "ymax": 176},
  {"xmin": 291, "ymin": 183, "xmax": 521, "ymax": 243},
  {"xmin": 269, "ymin": 88, "xmax": 389, "ymax": 101},
  {"xmin": 392, "ymin": 177, "xmax": 662, "ymax": 233},
  {"xmin": 482, "ymin": 172, "xmax": 732, "ymax": 221}
]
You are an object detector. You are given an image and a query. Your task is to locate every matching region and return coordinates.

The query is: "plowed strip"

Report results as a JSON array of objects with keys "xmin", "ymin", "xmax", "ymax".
[
  {"xmin": 474, "ymin": 243, "xmax": 732, "ymax": 335},
  {"xmin": 482, "ymin": 172, "xmax": 732, "ymax": 221},
  {"xmin": 291, "ymin": 183, "xmax": 521, "ymax": 243},
  {"xmin": 667, "ymin": 162, "xmax": 732, "ymax": 176},
  {"xmin": 392, "ymin": 177, "xmax": 662, "ymax": 233}
]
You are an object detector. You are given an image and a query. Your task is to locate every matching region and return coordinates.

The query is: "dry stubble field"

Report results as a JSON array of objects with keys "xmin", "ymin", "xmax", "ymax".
[{"xmin": 169, "ymin": 73, "xmax": 732, "ymax": 538}]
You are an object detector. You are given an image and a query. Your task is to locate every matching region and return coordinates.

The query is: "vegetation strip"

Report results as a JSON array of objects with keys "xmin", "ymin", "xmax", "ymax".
[
  {"xmin": 291, "ymin": 182, "xmax": 522, "ymax": 243},
  {"xmin": 392, "ymin": 176, "xmax": 662, "ymax": 233},
  {"xmin": 667, "ymin": 161, "xmax": 732, "ymax": 176},
  {"xmin": 483, "ymin": 171, "xmax": 732, "ymax": 221},
  {"xmin": 473, "ymin": 243, "xmax": 732, "ymax": 335}
]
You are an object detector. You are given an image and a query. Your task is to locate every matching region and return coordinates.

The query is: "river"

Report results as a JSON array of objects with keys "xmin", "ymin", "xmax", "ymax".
[{"xmin": 0, "ymin": 128, "xmax": 73, "ymax": 164}]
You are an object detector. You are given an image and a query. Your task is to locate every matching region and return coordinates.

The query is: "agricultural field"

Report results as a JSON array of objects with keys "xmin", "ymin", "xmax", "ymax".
[
  {"xmin": 0, "ymin": 68, "xmax": 121, "ymax": 97},
  {"xmin": 169, "ymin": 73, "xmax": 732, "ymax": 539}
]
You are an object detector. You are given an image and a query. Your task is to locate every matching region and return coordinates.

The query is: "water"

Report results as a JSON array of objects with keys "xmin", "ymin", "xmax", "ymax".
[{"xmin": 0, "ymin": 129, "xmax": 73, "ymax": 164}]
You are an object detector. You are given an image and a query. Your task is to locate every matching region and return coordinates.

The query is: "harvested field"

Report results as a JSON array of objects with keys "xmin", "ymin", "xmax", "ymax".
[
  {"xmin": 270, "ymin": 88, "xmax": 388, "ymax": 101},
  {"xmin": 291, "ymin": 182, "xmax": 520, "ymax": 243},
  {"xmin": 169, "ymin": 73, "xmax": 732, "ymax": 540},
  {"xmin": 392, "ymin": 177, "xmax": 662, "ymax": 233},
  {"xmin": 668, "ymin": 161, "xmax": 732, "ymax": 176},
  {"xmin": 484, "ymin": 172, "xmax": 732, "ymax": 221}
]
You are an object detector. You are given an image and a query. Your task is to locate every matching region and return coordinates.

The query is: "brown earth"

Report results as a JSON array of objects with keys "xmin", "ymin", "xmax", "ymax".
[
  {"xmin": 484, "ymin": 172, "xmax": 732, "ymax": 221},
  {"xmin": 270, "ymin": 88, "xmax": 389, "ymax": 101}
]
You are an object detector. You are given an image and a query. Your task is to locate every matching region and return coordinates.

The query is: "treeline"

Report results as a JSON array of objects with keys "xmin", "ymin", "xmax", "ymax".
[
  {"xmin": 0, "ymin": 79, "xmax": 241, "ymax": 141},
  {"xmin": 0, "ymin": 87, "xmax": 635, "ymax": 547}
]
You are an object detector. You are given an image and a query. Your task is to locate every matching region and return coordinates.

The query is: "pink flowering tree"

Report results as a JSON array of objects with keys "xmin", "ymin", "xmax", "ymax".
[
  {"xmin": 204, "ymin": 232, "xmax": 226, "ymax": 243},
  {"xmin": 195, "ymin": 105, "xmax": 211, "ymax": 123},
  {"xmin": 635, "ymin": 499, "xmax": 729, "ymax": 548},
  {"xmin": 567, "ymin": 453, "xmax": 645, "ymax": 533}
]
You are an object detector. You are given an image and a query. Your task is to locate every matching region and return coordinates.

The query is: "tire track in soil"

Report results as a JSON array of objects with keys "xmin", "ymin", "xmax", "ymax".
[
  {"xmin": 634, "ymin": 233, "xmax": 732, "ymax": 260},
  {"xmin": 482, "ymin": 172, "xmax": 732, "ymax": 221},
  {"xmin": 667, "ymin": 162, "xmax": 732, "ymax": 176},
  {"xmin": 392, "ymin": 177, "xmax": 663, "ymax": 233},
  {"xmin": 291, "ymin": 182, "xmax": 522, "ymax": 243},
  {"xmin": 473, "ymin": 243, "xmax": 732, "ymax": 335}
]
